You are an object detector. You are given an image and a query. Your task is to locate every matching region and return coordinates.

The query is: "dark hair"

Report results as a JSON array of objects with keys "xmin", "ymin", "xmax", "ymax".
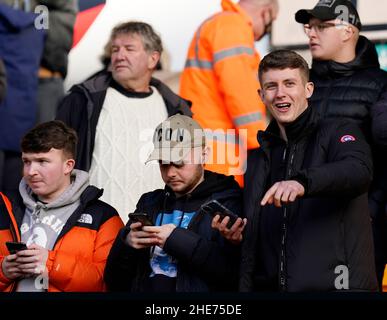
[
  {"xmin": 258, "ymin": 50, "xmax": 310, "ymax": 83},
  {"xmin": 21, "ymin": 120, "xmax": 78, "ymax": 160},
  {"xmin": 110, "ymin": 21, "xmax": 163, "ymax": 54}
]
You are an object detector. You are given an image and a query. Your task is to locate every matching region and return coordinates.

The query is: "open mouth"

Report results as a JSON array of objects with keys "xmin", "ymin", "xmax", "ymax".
[{"xmin": 275, "ymin": 103, "xmax": 291, "ymax": 112}]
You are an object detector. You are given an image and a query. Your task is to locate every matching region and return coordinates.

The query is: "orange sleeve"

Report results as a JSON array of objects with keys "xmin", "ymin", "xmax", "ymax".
[
  {"xmin": 0, "ymin": 256, "xmax": 13, "ymax": 292},
  {"xmin": 47, "ymin": 216, "xmax": 123, "ymax": 292},
  {"xmin": 212, "ymin": 16, "xmax": 267, "ymax": 149}
]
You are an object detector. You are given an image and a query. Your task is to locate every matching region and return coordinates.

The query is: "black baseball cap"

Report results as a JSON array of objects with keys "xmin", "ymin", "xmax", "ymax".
[{"xmin": 295, "ymin": 0, "xmax": 362, "ymax": 30}]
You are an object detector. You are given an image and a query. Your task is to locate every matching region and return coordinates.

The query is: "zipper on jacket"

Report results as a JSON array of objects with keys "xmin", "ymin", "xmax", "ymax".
[{"xmin": 279, "ymin": 144, "xmax": 297, "ymax": 291}]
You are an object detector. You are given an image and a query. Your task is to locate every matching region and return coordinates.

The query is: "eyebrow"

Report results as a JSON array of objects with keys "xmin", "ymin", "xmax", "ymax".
[
  {"xmin": 112, "ymin": 44, "xmax": 136, "ymax": 48},
  {"xmin": 264, "ymin": 78, "xmax": 297, "ymax": 84},
  {"xmin": 22, "ymin": 156, "xmax": 50, "ymax": 161}
]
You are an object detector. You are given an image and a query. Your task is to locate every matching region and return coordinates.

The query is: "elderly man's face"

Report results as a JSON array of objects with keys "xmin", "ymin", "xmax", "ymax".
[{"xmin": 111, "ymin": 33, "xmax": 157, "ymax": 87}]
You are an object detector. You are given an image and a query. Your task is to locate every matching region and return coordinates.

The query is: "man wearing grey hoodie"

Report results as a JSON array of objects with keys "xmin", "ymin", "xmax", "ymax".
[{"xmin": 0, "ymin": 120, "xmax": 123, "ymax": 292}]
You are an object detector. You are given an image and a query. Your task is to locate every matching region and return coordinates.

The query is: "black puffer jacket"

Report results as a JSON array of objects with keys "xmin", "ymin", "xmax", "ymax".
[
  {"xmin": 310, "ymin": 36, "xmax": 387, "ymax": 193},
  {"xmin": 104, "ymin": 171, "xmax": 242, "ymax": 292},
  {"xmin": 240, "ymin": 107, "xmax": 377, "ymax": 292},
  {"xmin": 310, "ymin": 36, "xmax": 387, "ymax": 143},
  {"xmin": 56, "ymin": 71, "xmax": 192, "ymax": 171},
  {"xmin": 310, "ymin": 36, "xmax": 387, "ymax": 284}
]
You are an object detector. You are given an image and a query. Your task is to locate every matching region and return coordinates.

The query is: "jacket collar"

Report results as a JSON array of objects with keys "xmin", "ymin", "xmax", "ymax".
[
  {"xmin": 54, "ymin": 185, "xmax": 103, "ymax": 244},
  {"xmin": 311, "ymin": 36, "xmax": 380, "ymax": 78},
  {"xmin": 222, "ymin": 0, "xmax": 253, "ymax": 27},
  {"xmin": 258, "ymin": 106, "xmax": 319, "ymax": 150},
  {"xmin": 73, "ymin": 71, "xmax": 192, "ymax": 117}
]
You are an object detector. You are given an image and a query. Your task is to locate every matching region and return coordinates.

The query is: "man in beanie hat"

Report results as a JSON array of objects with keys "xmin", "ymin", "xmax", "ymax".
[
  {"xmin": 104, "ymin": 115, "xmax": 244, "ymax": 292},
  {"xmin": 295, "ymin": 0, "xmax": 387, "ymax": 289}
]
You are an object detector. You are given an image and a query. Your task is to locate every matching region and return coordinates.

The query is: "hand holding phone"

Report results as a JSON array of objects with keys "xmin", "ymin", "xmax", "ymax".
[
  {"xmin": 129, "ymin": 212, "xmax": 154, "ymax": 226},
  {"xmin": 200, "ymin": 200, "xmax": 239, "ymax": 229},
  {"xmin": 6, "ymin": 241, "xmax": 28, "ymax": 254}
]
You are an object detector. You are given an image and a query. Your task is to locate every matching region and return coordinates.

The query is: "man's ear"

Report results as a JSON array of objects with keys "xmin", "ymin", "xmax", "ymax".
[
  {"xmin": 64, "ymin": 158, "xmax": 75, "ymax": 175},
  {"xmin": 305, "ymin": 81, "xmax": 314, "ymax": 99},
  {"xmin": 342, "ymin": 25, "xmax": 355, "ymax": 42},
  {"xmin": 148, "ymin": 51, "xmax": 160, "ymax": 70},
  {"xmin": 258, "ymin": 88, "xmax": 264, "ymax": 100},
  {"xmin": 201, "ymin": 146, "xmax": 210, "ymax": 164}
]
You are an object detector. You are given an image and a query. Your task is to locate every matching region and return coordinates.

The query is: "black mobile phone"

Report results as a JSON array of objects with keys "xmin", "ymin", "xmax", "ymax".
[
  {"xmin": 200, "ymin": 199, "xmax": 239, "ymax": 228},
  {"xmin": 129, "ymin": 212, "xmax": 154, "ymax": 226},
  {"xmin": 5, "ymin": 241, "xmax": 28, "ymax": 254}
]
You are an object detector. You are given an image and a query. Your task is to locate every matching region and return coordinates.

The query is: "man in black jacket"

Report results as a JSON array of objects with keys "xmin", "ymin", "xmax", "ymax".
[
  {"xmin": 238, "ymin": 50, "xmax": 377, "ymax": 292},
  {"xmin": 57, "ymin": 21, "xmax": 192, "ymax": 223},
  {"xmin": 295, "ymin": 0, "xmax": 387, "ymax": 288},
  {"xmin": 104, "ymin": 115, "xmax": 243, "ymax": 292}
]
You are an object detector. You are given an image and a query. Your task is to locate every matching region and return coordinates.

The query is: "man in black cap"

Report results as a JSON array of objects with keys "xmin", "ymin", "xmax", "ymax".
[{"xmin": 295, "ymin": 0, "xmax": 387, "ymax": 289}]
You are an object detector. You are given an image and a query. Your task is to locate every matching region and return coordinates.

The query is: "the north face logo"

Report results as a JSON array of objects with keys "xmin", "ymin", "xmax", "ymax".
[
  {"xmin": 316, "ymin": 0, "xmax": 336, "ymax": 8},
  {"xmin": 77, "ymin": 213, "xmax": 93, "ymax": 224}
]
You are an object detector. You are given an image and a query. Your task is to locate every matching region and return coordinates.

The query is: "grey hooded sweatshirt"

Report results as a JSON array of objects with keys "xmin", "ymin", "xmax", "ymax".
[{"xmin": 17, "ymin": 169, "xmax": 89, "ymax": 291}]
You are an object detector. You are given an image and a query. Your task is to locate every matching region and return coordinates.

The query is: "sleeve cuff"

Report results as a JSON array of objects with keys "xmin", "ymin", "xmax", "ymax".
[
  {"xmin": 0, "ymin": 257, "xmax": 12, "ymax": 284},
  {"xmin": 46, "ymin": 250, "xmax": 57, "ymax": 273},
  {"xmin": 291, "ymin": 171, "xmax": 309, "ymax": 195}
]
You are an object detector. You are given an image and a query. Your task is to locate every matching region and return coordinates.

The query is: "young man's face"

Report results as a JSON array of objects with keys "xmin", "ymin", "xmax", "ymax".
[
  {"xmin": 22, "ymin": 148, "xmax": 74, "ymax": 203},
  {"xmin": 305, "ymin": 18, "xmax": 347, "ymax": 61},
  {"xmin": 111, "ymin": 33, "xmax": 159, "ymax": 88},
  {"xmin": 259, "ymin": 68, "xmax": 314, "ymax": 126},
  {"xmin": 159, "ymin": 148, "xmax": 205, "ymax": 197}
]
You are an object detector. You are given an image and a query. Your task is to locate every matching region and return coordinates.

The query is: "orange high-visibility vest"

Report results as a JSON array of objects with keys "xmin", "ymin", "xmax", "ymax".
[{"xmin": 180, "ymin": 0, "xmax": 267, "ymax": 186}]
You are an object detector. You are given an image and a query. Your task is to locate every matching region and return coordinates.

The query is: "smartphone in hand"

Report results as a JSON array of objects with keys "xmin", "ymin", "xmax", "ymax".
[
  {"xmin": 200, "ymin": 200, "xmax": 239, "ymax": 228},
  {"xmin": 5, "ymin": 241, "xmax": 28, "ymax": 254},
  {"xmin": 129, "ymin": 212, "xmax": 154, "ymax": 226}
]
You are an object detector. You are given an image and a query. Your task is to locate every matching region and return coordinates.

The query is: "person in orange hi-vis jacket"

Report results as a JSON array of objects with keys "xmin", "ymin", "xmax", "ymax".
[{"xmin": 180, "ymin": 0, "xmax": 279, "ymax": 186}]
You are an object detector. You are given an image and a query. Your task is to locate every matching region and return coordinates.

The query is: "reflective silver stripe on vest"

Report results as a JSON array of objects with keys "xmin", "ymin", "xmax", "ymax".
[
  {"xmin": 214, "ymin": 46, "xmax": 254, "ymax": 64},
  {"xmin": 234, "ymin": 112, "xmax": 263, "ymax": 126},
  {"xmin": 204, "ymin": 130, "xmax": 240, "ymax": 145},
  {"xmin": 185, "ymin": 59, "xmax": 213, "ymax": 69},
  {"xmin": 185, "ymin": 46, "xmax": 255, "ymax": 70}
]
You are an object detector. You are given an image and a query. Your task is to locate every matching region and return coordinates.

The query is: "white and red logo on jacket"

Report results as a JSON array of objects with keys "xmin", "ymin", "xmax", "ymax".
[{"xmin": 340, "ymin": 135, "xmax": 356, "ymax": 143}]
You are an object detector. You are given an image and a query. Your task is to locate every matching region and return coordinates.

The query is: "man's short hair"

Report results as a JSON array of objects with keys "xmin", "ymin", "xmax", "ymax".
[
  {"xmin": 258, "ymin": 50, "xmax": 310, "ymax": 84},
  {"xmin": 21, "ymin": 120, "xmax": 78, "ymax": 160},
  {"xmin": 110, "ymin": 21, "xmax": 163, "ymax": 55}
]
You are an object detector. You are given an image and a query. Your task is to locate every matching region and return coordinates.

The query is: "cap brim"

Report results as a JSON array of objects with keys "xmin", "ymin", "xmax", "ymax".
[
  {"xmin": 295, "ymin": 9, "xmax": 314, "ymax": 24},
  {"xmin": 145, "ymin": 146, "xmax": 192, "ymax": 164}
]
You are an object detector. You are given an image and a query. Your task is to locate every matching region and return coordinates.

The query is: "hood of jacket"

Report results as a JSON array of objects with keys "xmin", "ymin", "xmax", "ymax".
[
  {"xmin": 311, "ymin": 36, "xmax": 380, "ymax": 78},
  {"xmin": 0, "ymin": 3, "xmax": 37, "ymax": 31},
  {"xmin": 19, "ymin": 169, "xmax": 90, "ymax": 216}
]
